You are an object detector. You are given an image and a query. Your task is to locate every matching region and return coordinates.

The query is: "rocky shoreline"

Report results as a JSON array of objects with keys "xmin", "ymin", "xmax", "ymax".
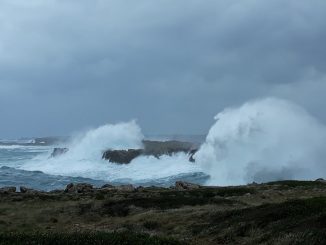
[
  {"xmin": 51, "ymin": 140, "xmax": 199, "ymax": 164},
  {"xmin": 102, "ymin": 140, "xmax": 199, "ymax": 164},
  {"xmin": 1, "ymin": 180, "xmax": 326, "ymax": 244}
]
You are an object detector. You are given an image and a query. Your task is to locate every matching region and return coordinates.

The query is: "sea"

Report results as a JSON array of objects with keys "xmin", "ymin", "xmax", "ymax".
[
  {"xmin": 0, "ymin": 136, "xmax": 208, "ymax": 192},
  {"xmin": 1, "ymin": 98, "xmax": 326, "ymax": 191}
]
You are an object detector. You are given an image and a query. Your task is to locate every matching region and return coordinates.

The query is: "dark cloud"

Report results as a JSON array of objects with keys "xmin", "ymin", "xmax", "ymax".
[{"xmin": 0, "ymin": 0, "xmax": 326, "ymax": 138}]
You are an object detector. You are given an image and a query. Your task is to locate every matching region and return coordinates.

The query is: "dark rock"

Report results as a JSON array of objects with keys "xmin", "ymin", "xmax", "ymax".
[
  {"xmin": 102, "ymin": 140, "xmax": 198, "ymax": 164},
  {"xmin": 100, "ymin": 184, "xmax": 135, "ymax": 192},
  {"xmin": 101, "ymin": 184, "xmax": 115, "ymax": 189},
  {"xmin": 99, "ymin": 184, "xmax": 136, "ymax": 192},
  {"xmin": 65, "ymin": 183, "xmax": 74, "ymax": 192},
  {"xmin": 175, "ymin": 181, "xmax": 200, "ymax": 191},
  {"xmin": 142, "ymin": 140, "xmax": 196, "ymax": 157},
  {"xmin": 0, "ymin": 186, "xmax": 16, "ymax": 194},
  {"xmin": 20, "ymin": 186, "xmax": 28, "ymax": 193},
  {"xmin": 115, "ymin": 185, "xmax": 134, "ymax": 192},
  {"xmin": 189, "ymin": 149, "xmax": 198, "ymax": 162},
  {"xmin": 64, "ymin": 183, "xmax": 93, "ymax": 193},
  {"xmin": 315, "ymin": 178, "xmax": 326, "ymax": 183},
  {"xmin": 20, "ymin": 186, "xmax": 39, "ymax": 193},
  {"xmin": 50, "ymin": 148, "xmax": 69, "ymax": 158},
  {"xmin": 102, "ymin": 149, "xmax": 143, "ymax": 164}
]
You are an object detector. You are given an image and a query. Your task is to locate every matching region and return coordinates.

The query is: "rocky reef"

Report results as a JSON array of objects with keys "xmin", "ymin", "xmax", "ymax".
[
  {"xmin": 102, "ymin": 149, "xmax": 143, "ymax": 164},
  {"xmin": 47, "ymin": 140, "xmax": 198, "ymax": 164},
  {"xmin": 102, "ymin": 140, "xmax": 198, "ymax": 164},
  {"xmin": 50, "ymin": 147, "xmax": 69, "ymax": 158}
]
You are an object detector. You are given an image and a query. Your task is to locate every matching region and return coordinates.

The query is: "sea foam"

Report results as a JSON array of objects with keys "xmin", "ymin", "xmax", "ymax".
[
  {"xmin": 19, "ymin": 97, "xmax": 326, "ymax": 186},
  {"xmin": 21, "ymin": 121, "xmax": 201, "ymax": 182},
  {"xmin": 195, "ymin": 97, "xmax": 326, "ymax": 185}
]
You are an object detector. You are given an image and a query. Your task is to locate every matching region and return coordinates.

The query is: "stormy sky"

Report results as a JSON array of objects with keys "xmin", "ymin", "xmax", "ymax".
[{"xmin": 0, "ymin": 0, "xmax": 326, "ymax": 138}]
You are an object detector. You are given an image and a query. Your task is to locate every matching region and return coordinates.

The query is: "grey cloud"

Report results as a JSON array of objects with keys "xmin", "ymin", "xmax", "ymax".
[{"xmin": 0, "ymin": 0, "xmax": 326, "ymax": 138}]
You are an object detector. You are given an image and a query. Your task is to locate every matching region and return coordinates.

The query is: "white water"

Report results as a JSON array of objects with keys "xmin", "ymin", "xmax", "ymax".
[
  {"xmin": 195, "ymin": 97, "xmax": 326, "ymax": 185},
  {"xmin": 20, "ymin": 121, "xmax": 200, "ymax": 182},
  {"xmin": 13, "ymin": 97, "xmax": 326, "ymax": 186}
]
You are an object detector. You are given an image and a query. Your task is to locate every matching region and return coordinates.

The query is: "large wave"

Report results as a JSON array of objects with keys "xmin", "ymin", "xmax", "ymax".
[
  {"xmin": 65, "ymin": 120, "xmax": 144, "ymax": 160},
  {"xmin": 195, "ymin": 97, "xmax": 326, "ymax": 185},
  {"xmin": 21, "ymin": 121, "xmax": 201, "ymax": 182},
  {"xmin": 19, "ymin": 97, "xmax": 326, "ymax": 186}
]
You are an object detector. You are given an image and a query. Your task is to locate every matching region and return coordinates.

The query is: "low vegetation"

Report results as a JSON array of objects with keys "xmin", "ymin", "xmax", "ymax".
[
  {"xmin": 0, "ymin": 232, "xmax": 183, "ymax": 245},
  {"xmin": 1, "ymin": 180, "xmax": 326, "ymax": 244}
]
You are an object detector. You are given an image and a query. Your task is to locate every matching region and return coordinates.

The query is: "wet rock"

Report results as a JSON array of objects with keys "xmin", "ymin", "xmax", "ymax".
[
  {"xmin": 100, "ymin": 184, "xmax": 135, "ymax": 192},
  {"xmin": 101, "ymin": 184, "xmax": 115, "ymax": 189},
  {"xmin": 0, "ymin": 186, "xmax": 16, "ymax": 194},
  {"xmin": 64, "ymin": 183, "xmax": 94, "ymax": 193},
  {"xmin": 142, "ymin": 140, "xmax": 196, "ymax": 158},
  {"xmin": 315, "ymin": 178, "xmax": 326, "ymax": 183},
  {"xmin": 50, "ymin": 148, "xmax": 69, "ymax": 158},
  {"xmin": 175, "ymin": 181, "xmax": 200, "ymax": 190},
  {"xmin": 189, "ymin": 149, "xmax": 198, "ymax": 162},
  {"xmin": 102, "ymin": 149, "xmax": 143, "ymax": 164},
  {"xmin": 102, "ymin": 140, "xmax": 198, "ymax": 164},
  {"xmin": 114, "ymin": 184, "xmax": 135, "ymax": 192},
  {"xmin": 20, "ymin": 186, "xmax": 39, "ymax": 194}
]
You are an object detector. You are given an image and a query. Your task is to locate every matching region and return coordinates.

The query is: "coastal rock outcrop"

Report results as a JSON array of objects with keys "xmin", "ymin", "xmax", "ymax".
[
  {"xmin": 102, "ymin": 149, "xmax": 143, "ymax": 164},
  {"xmin": 175, "ymin": 181, "xmax": 201, "ymax": 190},
  {"xmin": 102, "ymin": 140, "xmax": 198, "ymax": 164},
  {"xmin": 142, "ymin": 140, "xmax": 195, "ymax": 157},
  {"xmin": 100, "ymin": 184, "xmax": 135, "ymax": 192},
  {"xmin": 64, "ymin": 183, "xmax": 94, "ymax": 193},
  {"xmin": 50, "ymin": 148, "xmax": 69, "ymax": 158},
  {"xmin": 315, "ymin": 178, "xmax": 326, "ymax": 183},
  {"xmin": 20, "ymin": 186, "xmax": 39, "ymax": 194}
]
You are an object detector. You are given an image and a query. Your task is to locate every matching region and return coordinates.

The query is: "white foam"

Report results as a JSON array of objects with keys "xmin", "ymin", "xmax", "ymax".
[
  {"xmin": 0, "ymin": 145, "xmax": 50, "ymax": 151},
  {"xmin": 0, "ymin": 145, "xmax": 26, "ymax": 149},
  {"xmin": 19, "ymin": 98, "xmax": 326, "ymax": 186},
  {"xmin": 20, "ymin": 121, "xmax": 199, "ymax": 181},
  {"xmin": 195, "ymin": 97, "xmax": 326, "ymax": 185}
]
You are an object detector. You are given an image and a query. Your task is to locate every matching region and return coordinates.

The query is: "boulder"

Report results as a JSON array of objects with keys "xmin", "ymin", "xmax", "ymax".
[
  {"xmin": 175, "ymin": 181, "xmax": 200, "ymax": 191},
  {"xmin": 189, "ymin": 149, "xmax": 198, "ymax": 162},
  {"xmin": 20, "ymin": 186, "xmax": 39, "ymax": 194},
  {"xmin": 0, "ymin": 186, "xmax": 16, "ymax": 194},
  {"xmin": 65, "ymin": 183, "xmax": 94, "ymax": 193},
  {"xmin": 50, "ymin": 148, "xmax": 69, "ymax": 158},
  {"xmin": 114, "ymin": 184, "xmax": 135, "ymax": 192},
  {"xmin": 315, "ymin": 178, "xmax": 326, "ymax": 183},
  {"xmin": 100, "ymin": 184, "xmax": 134, "ymax": 192},
  {"xmin": 102, "ymin": 149, "xmax": 143, "ymax": 164},
  {"xmin": 101, "ymin": 184, "xmax": 115, "ymax": 189}
]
